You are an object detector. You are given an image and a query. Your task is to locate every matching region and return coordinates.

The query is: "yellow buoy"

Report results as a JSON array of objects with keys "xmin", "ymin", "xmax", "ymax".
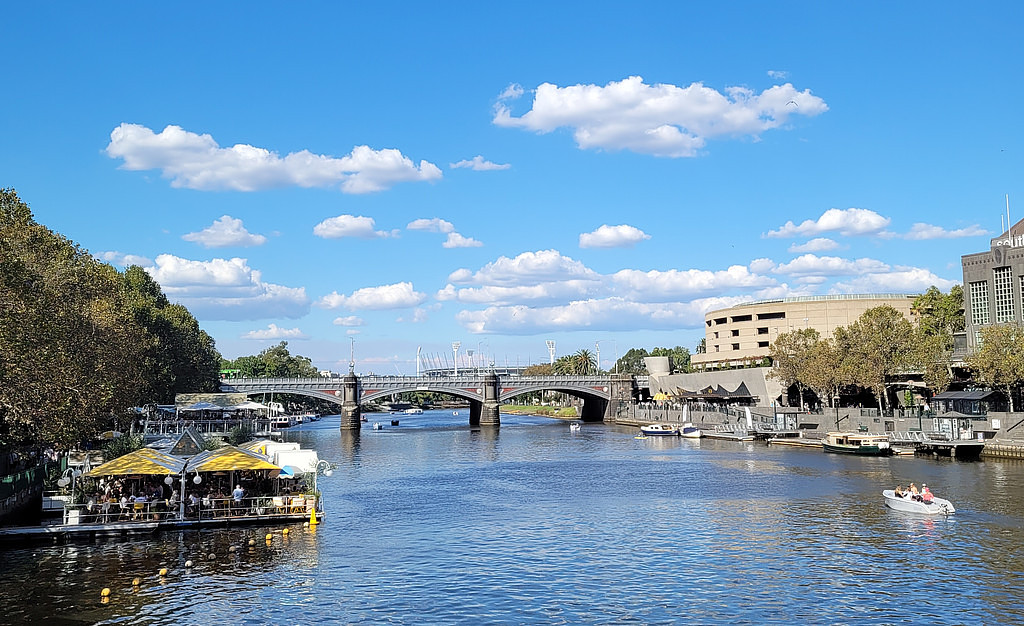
[
  {"xmin": 309, "ymin": 507, "xmax": 319, "ymax": 526},
  {"xmin": 248, "ymin": 539, "xmax": 256, "ymax": 546},
  {"xmin": 158, "ymin": 568, "xmax": 168, "ymax": 577},
  {"xmin": 101, "ymin": 588, "xmax": 111, "ymax": 597},
  {"xmin": 265, "ymin": 533, "xmax": 273, "ymax": 541},
  {"xmin": 282, "ymin": 528, "xmax": 289, "ymax": 535},
  {"xmin": 303, "ymin": 521, "xmax": 309, "ymax": 527},
  {"xmin": 132, "ymin": 577, "xmax": 141, "ymax": 586}
]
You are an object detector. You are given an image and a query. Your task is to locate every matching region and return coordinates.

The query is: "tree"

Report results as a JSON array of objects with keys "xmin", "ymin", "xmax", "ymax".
[
  {"xmin": 842, "ymin": 306, "xmax": 915, "ymax": 412},
  {"xmin": 651, "ymin": 346, "xmax": 691, "ymax": 373},
  {"xmin": 223, "ymin": 342, "xmax": 318, "ymax": 378},
  {"xmin": 522, "ymin": 363, "xmax": 553, "ymax": 376},
  {"xmin": 912, "ymin": 285, "xmax": 965, "ymax": 340},
  {"xmin": 695, "ymin": 338, "xmax": 706, "ymax": 354},
  {"xmin": 802, "ymin": 336, "xmax": 854, "ymax": 427},
  {"xmin": 966, "ymin": 323, "xmax": 1024, "ymax": 412},
  {"xmin": 613, "ymin": 348, "xmax": 650, "ymax": 375},
  {"xmin": 768, "ymin": 328, "xmax": 820, "ymax": 409}
]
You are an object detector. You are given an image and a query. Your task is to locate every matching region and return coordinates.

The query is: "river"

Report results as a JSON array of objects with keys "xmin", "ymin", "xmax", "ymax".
[{"xmin": 3, "ymin": 410, "xmax": 1024, "ymax": 624}]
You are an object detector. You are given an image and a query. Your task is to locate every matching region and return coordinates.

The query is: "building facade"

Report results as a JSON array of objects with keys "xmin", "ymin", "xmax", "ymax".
[
  {"xmin": 691, "ymin": 294, "xmax": 918, "ymax": 370},
  {"xmin": 961, "ymin": 217, "xmax": 1024, "ymax": 353}
]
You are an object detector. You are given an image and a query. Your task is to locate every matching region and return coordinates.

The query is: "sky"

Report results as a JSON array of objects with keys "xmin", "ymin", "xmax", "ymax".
[{"xmin": 3, "ymin": 3, "xmax": 1023, "ymax": 375}]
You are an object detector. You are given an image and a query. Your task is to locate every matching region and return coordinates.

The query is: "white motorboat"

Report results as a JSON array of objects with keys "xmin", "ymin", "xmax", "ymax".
[
  {"xmin": 404, "ymin": 407, "xmax": 424, "ymax": 415},
  {"xmin": 569, "ymin": 422, "xmax": 581, "ymax": 433},
  {"xmin": 680, "ymin": 423, "xmax": 703, "ymax": 438},
  {"xmin": 639, "ymin": 423, "xmax": 679, "ymax": 436},
  {"xmin": 882, "ymin": 490, "xmax": 955, "ymax": 515},
  {"xmin": 372, "ymin": 422, "xmax": 384, "ymax": 430}
]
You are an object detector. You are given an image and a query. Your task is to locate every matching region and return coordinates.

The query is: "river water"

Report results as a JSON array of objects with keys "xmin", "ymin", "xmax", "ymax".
[{"xmin": 3, "ymin": 411, "xmax": 1024, "ymax": 624}]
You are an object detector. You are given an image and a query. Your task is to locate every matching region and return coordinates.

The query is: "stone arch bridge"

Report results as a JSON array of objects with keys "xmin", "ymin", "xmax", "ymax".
[{"xmin": 220, "ymin": 373, "xmax": 644, "ymax": 429}]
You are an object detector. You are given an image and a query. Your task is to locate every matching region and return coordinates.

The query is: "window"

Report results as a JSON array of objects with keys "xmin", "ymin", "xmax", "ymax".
[
  {"xmin": 969, "ymin": 280, "xmax": 989, "ymax": 326},
  {"xmin": 714, "ymin": 317, "xmax": 727, "ymax": 325},
  {"xmin": 757, "ymin": 312, "xmax": 786, "ymax": 320},
  {"xmin": 994, "ymin": 267, "xmax": 1014, "ymax": 322},
  {"xmin": 731, "ymin": 314, "xmax": 752, "ymax": 322},
  {"xmin": 757, "ymin": 327, "xmax": 769, "ymax": 335},
  {"xmin": 731, "ymin": 343, "xmax": 740, "ymax": 350},
  {"xmin": 757, "ymin": 341, "xmax": 769, "ymax": 348},
  {"xmin": 713, "ymin": 331, "xmax": 719, "ymax": 339},
  {"xmin": 731, "ymin": 329, "xmax": 740, "ymax": 337}
]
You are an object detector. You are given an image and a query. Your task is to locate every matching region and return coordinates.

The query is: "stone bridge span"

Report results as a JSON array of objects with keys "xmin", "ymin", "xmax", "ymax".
[{"xmin": 220, "ymin": 373, "xmax": 642, "ymax": 429}]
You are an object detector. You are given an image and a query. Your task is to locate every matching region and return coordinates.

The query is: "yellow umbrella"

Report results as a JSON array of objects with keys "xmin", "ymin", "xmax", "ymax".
[
  {"xmin": 85, "ymin": 447, "xmax": 186, "ymax": 477},
  {"xmin": 187, "ymin": 445, "xmax": 282, "ymax": 473},
  {"xmin": 653, "ymin": 392, "xmax": 668, "ymax": 401}
]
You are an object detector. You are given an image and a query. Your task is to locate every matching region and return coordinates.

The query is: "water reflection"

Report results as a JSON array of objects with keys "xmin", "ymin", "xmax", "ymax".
[{"xmin": 4, "ymin": 412, "xmax": 1024, "ymax": 623}]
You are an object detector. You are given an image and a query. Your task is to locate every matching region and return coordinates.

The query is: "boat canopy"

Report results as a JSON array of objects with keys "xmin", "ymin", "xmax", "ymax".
[
  {"xmin": 187, "ymin": 445, "xmax": 283, "ymax": 473},
  {"xmin": 85, "ymin": 447, "xmax": 187, "ymax": 477}
]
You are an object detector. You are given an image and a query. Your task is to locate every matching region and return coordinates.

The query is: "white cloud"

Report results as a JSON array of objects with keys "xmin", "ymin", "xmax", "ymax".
[
  {"xmin": 579, "ymin": 224, "xmax": 651, "ymax": 249},
  {"xmin": 105, "ymin": 123, "xmax": 442, "ymax": 193},
  {"xmin": 407, "ymin": 218, "xmax": 455, "ymax": 233},
  {"xmin": 333, "ymin": 316, "xmax": 364, "ymax": 327},
  {"xmin": 767, "ymin": 70, "xmax": 789, "ymax": 79},
  {"xmin": 904, "ymin": 223, "xmax": 989, "ymax": 240},
  {"xmin": 493, "ymin": 76, "xmax": 827, "ymax": 157},
  {"xmin": 144, "ymin": 254, "xmax": 309, "ymax": 320},
  {"xmin": 345, "ymin": 329, "xmax": 361, "ymax": 336},
  {"xmin": 773, "ymin": 254, "xmax": 890, "ymax": 277},
  {"xmin": 443, "ymin": 232, "xmax": 483, "ymax": 248},
  {"xmin": 98, "ymin": 251, "xmax": 153, "ymax": 267},
  {"xmin": 450, "ymin": 250, "xmax": 600, "ymax": 286},
  {"xmin": 832, "ymin": 268, "xmax": 958, "ymax": 293},
  {"xmin": 450, "ymin": 155, "xmax": 511, "ymax": 171},
  {"xmin": 182, "ymin": 215, "xmax": 267, "ymax": 248},
  {"xmin": 765, "ymin": 208, "xmax": 891, "ymax": 238},
  {"xmin": 456, "ymin": 295, "xmax": 751, "ymax": 334},
  {"xmin": 498, "ymin": 83, "xmax": 524, "ymax": 100},
  {"xmin": 313, "ymin": 215, "xmax": 392, "ymax": 239},
  {"xmin": 612, "ymin": 266, "xmax": 776, "ymax": 301},
  {"xmin": 788, "ymin": 237, "xmax": 840, "ymax": 253},
  {"xmin": 241, "ymin": 324, "xmax": 307, "ymax": 340},
  {"xmin": 318, "ymin": 282, "xmax": 426, "ymax": 310},
  {"xmin": 748, "ymin": 258, "xmax": 776, "ymax": 274},
  {"xmin": 397, "ymin": 308, "xmax": 430, "ymax": 323}
]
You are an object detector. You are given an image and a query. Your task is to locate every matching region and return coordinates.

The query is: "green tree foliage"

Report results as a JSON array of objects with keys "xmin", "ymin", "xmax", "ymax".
[
  {"xmin": 522, "ymin": 363, "xmax": 553, "ymax": 376},
  {"xmin": 651, "ymin": 346, "xmax": 691, "ymax": 373},
  {"xmin": 768, "ymin": 328, "xmax": 821, "ymax": 409},
  {"xmin": 614, "ymin": 348, "xmax": 650, "ymax": 374},
  {"xmin": 842, "ymin": 305, "xmax": 915, "ymax": 412},
  {"xmin": 223, "ymin": 342, "xmax": 318, "ymax": 377},
  {"xmin": 912, "ymin": 285, "xmax": 965, "ymax": 341},
  {"xmin": 966, "ymin": 323, "xmax": 1024, "ymax": 412},
  {"xmin": 0, "ymin": 189, "xmax": 221, "ymax": 448}
]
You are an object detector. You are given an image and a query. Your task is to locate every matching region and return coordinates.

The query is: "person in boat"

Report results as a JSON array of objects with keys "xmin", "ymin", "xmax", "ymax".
[
  {"xmin": 921, "ymin": 484, "xmax": 934, "ymax": 504},
  {"xmin": 909, "ymin": 483, "xmax": 920, "ymax": 501},
  {"xmin": 894, "ymin": 485, "xmax": 907, "ymax": 498}
]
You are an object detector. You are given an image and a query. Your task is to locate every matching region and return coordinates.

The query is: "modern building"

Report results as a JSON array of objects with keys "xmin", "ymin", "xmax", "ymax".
[
  {"xmin": 691, "ymin": 294, "xmax": 918, "ymax": 370},
  {"xmin": 960, "ymin": 217, "xmax": 1024, "ymax": 354}
]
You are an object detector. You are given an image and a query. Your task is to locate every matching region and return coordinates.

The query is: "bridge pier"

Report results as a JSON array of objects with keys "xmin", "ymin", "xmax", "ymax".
[
  {"xmin": 340, "ymin": 373, "xmax": 361, "ymax": 430},
  {"xmin": 604, "ymin": 374, "xmax": 637, "ymax": 423},
  {"xmin": 478, "ymin": 372, "xmax": 501, "ymax": 426}
]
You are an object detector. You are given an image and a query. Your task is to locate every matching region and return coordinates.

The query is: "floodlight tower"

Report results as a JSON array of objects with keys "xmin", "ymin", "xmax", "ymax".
[
  {"xmin": 546, "ymin": 340, "xmax": 556, "ymax": 365},
  {"xmin": 416, "ymin": 346, "xmax": 422, "ymax": 377},
  {"xmin": 452, "ymin": 341, "xmax": 461, "ymax": 376}
]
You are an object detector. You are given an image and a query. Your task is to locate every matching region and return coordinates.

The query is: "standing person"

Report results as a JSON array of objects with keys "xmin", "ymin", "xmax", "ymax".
[{"xmin": 232, "ymin": 484, "xmax": 245, "ymax": 515}]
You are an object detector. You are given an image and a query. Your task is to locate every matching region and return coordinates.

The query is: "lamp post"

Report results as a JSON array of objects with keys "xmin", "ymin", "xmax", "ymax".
[
  {"xmin": 311, "ymin": 460, "xmax": 335, "ymax": 518},
  {"xmin": 452, "ymin": 342, "xmax": 461, "ymax": 376},
  {"xmin": 57, "ymin": 467, "xmax": 82, "ymax": 494}
]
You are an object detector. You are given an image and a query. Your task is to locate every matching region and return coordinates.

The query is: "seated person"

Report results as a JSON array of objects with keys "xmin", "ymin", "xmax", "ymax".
[
  {"xmin": 894, "ymin": 485, "xmax": 906, "ymax": 498},
  {"xmin": 921, "ymin": 484, "xmax": 934, "ymax": 504}
]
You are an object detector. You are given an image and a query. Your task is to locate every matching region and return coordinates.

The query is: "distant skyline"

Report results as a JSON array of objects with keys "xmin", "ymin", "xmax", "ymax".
[{"xmin": 3, "ymin": 3, "xmax": 1022, "ymax": 374}]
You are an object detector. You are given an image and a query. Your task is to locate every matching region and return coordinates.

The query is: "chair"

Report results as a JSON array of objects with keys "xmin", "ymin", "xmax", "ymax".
[
  {"xmin": 119, "ymin": 502, "xmax": 132, "ymax": 521},
  {"xmin": 272, "ymin": 496, "xmax": 286, "ymax": 515},
  {"xmin": 132, "ymin": 502, "xmax": 145, "ymax": 520},
  {"xmin": 289, "ymin": 496, "xmax": 304, "ymax": 514}
]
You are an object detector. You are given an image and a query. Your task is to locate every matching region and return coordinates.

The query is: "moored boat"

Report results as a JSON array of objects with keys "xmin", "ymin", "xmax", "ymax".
[
  {"xmin": 569, "ymin": 422, "xmax": 581, "ymax": 433},
  {"xmin": 680, "ymin": 424, "xmax": 703, "ymax": 438},
  {"xmin": 823, "ymin": 432, "xmax": 894, "ymax": 456},
  {"xmin": 882, "ymin": 490, "xmax": 955, "ymax": 515},
  {"xmin": 640, "ymin": 423, "xmax": 680, "ymax": 436},
  {"xmin": 404, "ymin": 407, "xmax": 424, "ymax": 415}
]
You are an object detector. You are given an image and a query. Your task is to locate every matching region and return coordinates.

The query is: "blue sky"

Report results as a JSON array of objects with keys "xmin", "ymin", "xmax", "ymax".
[{"xmin": 4, "ymin": 3, "xmax": 1022, "ymax": 374}]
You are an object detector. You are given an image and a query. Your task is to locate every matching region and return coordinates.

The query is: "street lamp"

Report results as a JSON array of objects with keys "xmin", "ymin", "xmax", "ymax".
[
  {"xmin": 57, "ymin": 467, "xmax": 82, "ymax": 492},
  {"xmin": 452, "ymin": 342, "xmax": 461, "ymax": 376},
  {"xmin": 311, "ymin": 460, "xmax": 335, "ymax": 519}
]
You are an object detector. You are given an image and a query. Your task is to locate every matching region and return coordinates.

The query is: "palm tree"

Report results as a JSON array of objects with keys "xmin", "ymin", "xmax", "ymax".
[{"xmin": 571, "ymin": 349, "xmax": 597, "ymax": 375}]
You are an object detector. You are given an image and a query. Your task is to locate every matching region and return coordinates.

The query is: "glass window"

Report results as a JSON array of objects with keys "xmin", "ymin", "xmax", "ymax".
[
  {"xmin": 994, "ymin": 267, "xmax": 1014, "ymax": 323},
  {"xmin": 969, "ymin": 280, "xmax": 989, "ymax": 326}
]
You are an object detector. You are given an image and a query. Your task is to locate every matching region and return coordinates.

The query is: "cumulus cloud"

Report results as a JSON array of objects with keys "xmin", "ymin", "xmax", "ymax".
[
  {"xmin": 748, "ymin": 258, "xmax": 776, "ymax": 274},
  {"xmin": 98, "ymin": 251, "xmax": 153, "ymax": 267},
  {"xmin": 773, "ymin": 254, "xmax": 890, "ymax": 277},
  {"xmin": 144, "ymin": 254, "xmax": 309, "ymax": 320},
  {"xmin": 611, "ymin": 266, "xmax": 777, "ymax": 301},
  {"xmin": 407, "ymin": 218, "xmax": 455, "ymax": 233},
  {"xmin": 241, "ymin": 324, "xmax": 307, "ymax": 340},
  {"xmin": 767, "ymin": 70, "xmax": 789, "ymax": 79},
  {"xmin": 904, "ymin": 223, "xmax": 989, "ymax": 240},
  {"xmin": 313, "ymin": 215, "xmax": 393, "ymax": 239},
  {"xmin": 318, "ymin": 282, "xmax": 426, "ymax": 310},
  {"xmin": 493, "ymin": 76, "xmax": 827, "ymax": 157},
  {"xmin": 765, "ymin": 208, "xmax": 891, "ymax": 238},
  {"xmin": 182, "ymin": 215, "xmax": 267, "ymax": 248},
  {"xmin": 788, "ymin": 237, "xmax": 840, "ymax": 253},
  {"xmin": 443, "ymin": 232, "xmax": 483, "ymax": 248},
  {"xmin": 106, "ymin": 123, "xmax": 442, "ymax": 193},
  {"xmin": 832, "ymin": 268, "xmax": 958, "ymax": 293},
  {"xmin": 332, "ymin": 316, "xmax": 364, "ymax": 327},
  {"xmin": 450, "ymin": 155, "xmax": 511, "ymax": 171},
  {"xmin": 579, "ymin": 224, "xmax": 651, "ymax": 249}
]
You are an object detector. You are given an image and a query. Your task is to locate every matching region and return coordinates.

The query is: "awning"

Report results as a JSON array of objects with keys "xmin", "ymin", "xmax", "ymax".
[
  {"xmin": 181, "ymin": 401, "xmax": 222, "ymax": 411},
  {"xmin": 278, "ymin": 465, "xmax": 296, "ymax": 478},
  {"xmin": 187, "ymin": 445, "xmax": 282, "ymax": 473},
  {"xmin": 931, "ymin": 390, "xmax": 1001, "ymax": 401},
  {"xmin": 228, "ymin": 401, "xmax": 269, "ymax": 411},
  {"xmin": 85, "ymin": 447, "xmax": 187, "ymax": 477}
]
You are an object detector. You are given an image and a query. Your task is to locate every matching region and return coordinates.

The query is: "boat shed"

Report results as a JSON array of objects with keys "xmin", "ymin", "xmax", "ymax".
[{"xmin": 931, "ymin": 390, "xmax": 1003, "ymax": 415}]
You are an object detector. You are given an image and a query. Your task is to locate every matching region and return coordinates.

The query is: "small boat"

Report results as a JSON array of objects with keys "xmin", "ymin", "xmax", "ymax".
[
  {"xmin": 270, "ymin": 415, "xmax": 293, "ymax": 429},
  {"xmin": 391, "ymin": 419, "xmax": 400, "ymax": 426},
  {"xmin": 640, "ymin": 423, "xmax": 680, "ymax": 436},
  {"xmin": 680, "ymin": 423, "xmax": 703, "ymax": 438},
  {"xmin": 569, "ymin": 422, "xmax": 581, "ymax": 433},
  {"xmin": 372, "ymin": 422, "xmax": 384, "ymax": 430},
  {"xmin": 882, "ymin": 490, "xmax": 955, "ymax": 515},
  {"xmin": 822, "ymin": 432, "xmax": 894, "ymax": 456},
  {"xmin": 404, "ymin": 407, "xmax": 424, "ymax": 415}
]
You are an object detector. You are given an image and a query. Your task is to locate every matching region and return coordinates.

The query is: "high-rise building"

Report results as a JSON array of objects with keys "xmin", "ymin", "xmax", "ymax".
[{"xmin": 961, "ymin": 217, "xmax": 1024, "ymax": 353}]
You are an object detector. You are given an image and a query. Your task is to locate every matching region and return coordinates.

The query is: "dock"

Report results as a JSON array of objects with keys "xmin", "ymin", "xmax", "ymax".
[
  {"xmin": 916, "ymin": 439, "xmax": 985, "ymax": 460},
  {"xmin": 766, "ymin": 437, "xmax": 823, "ymax": 449}
]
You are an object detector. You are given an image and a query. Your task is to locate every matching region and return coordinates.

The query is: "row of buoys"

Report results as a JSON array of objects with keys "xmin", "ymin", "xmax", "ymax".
[{"xmin": 100, "ymin": 527, "xmax": 308, "ymax": 599}]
